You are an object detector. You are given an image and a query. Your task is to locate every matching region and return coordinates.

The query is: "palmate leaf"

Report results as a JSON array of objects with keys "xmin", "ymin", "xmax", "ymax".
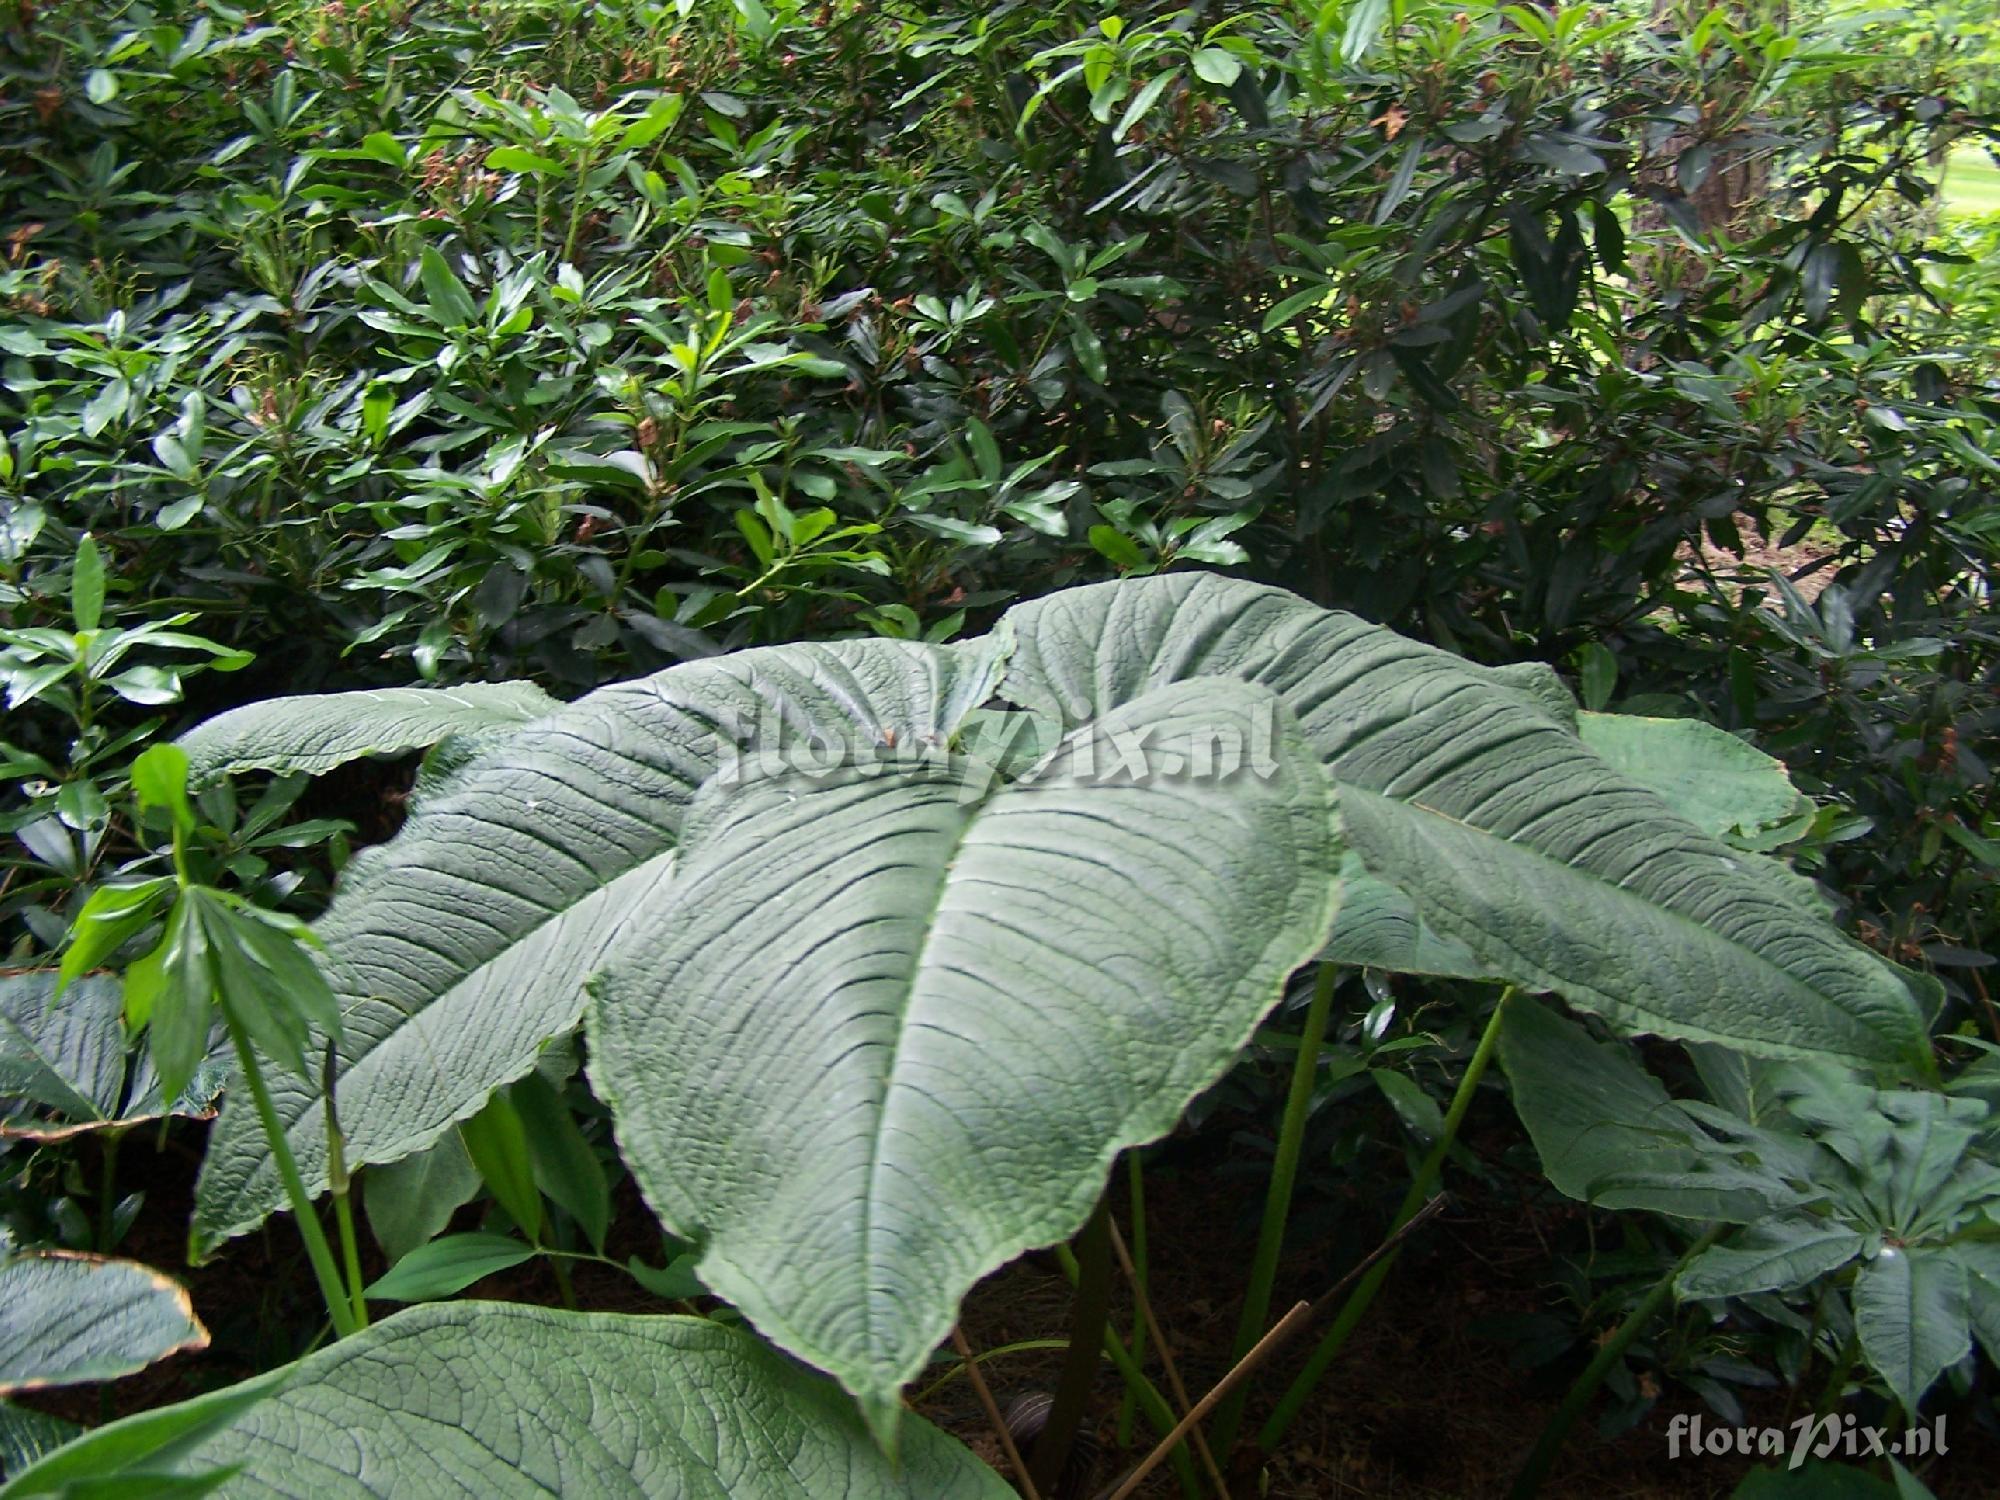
[
  {"xmin": 0, "ymin": 1253, "xmax": 208, "ymax": 1395},
  {"xmin": 1677, "ymin": 1220, "xmax": 1869, "ymax": 1300},
  {"xmin": 1953, "ymin": 1241, "xmax": 2000, "ymax": 1367},
  {"xmin": 1, "ymin": 1303, "xmax": 1009, "ymax": 1500},
  {"xmin": 1853, "ymin": 1244, "xmax": 1972, "ymax": 1415},
  {"xmin": 1498, "ymin": 997, "xmax": 1779, "ymax": 1222},
  {"xmin": 997, "ymin": 574, "xmax": 1928, "ymax": 1069},
  {"xmin": 176, "ymin": 681, "xmax": 564, "ymax": 787},
  {"xmin": 191, "ymin": 638, "xmax": 1004, "ymax": 1250},
  {"xmin": 589, "ymin": 678, "xmax": 1340, "ymax": 1442}
]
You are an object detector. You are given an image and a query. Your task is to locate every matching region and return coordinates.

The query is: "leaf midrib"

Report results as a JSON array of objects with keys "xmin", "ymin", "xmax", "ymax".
[{"xmin": 854, "ymin": 775, "xmax": 992, "ymax": 1371}]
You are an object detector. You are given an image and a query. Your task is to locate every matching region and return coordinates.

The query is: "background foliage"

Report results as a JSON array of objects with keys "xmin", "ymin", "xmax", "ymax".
[{"xmin": 1, "ymin": 0, "xmax": 1996, "ymax": 1491}]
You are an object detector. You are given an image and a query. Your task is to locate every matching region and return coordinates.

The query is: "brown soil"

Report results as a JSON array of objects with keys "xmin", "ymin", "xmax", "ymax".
[{"xmin": 1679, "ymin": 517, "xmax": 1839, "ymax": 604}]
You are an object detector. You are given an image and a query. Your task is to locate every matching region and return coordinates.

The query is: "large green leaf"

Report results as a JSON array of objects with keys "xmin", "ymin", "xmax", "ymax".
[
  {"xmin": 1574, "ymin": 712, "xmax": 1807, "ymax": 838},
  {"xmin": 1954, "ymin": 1241, "xmax": 2000, "ymax": 1366},
  {"xmin": 0, "ymin": 1304, "xmax": 1011, "ymax": 1499},
  {"xmin": 0, "ymin": 973, "xmax": 224, "ymax": 1142},
  {"xmin": 0, "ymin": 1253, "xmax": 207, "ymax": 1394},
  {"xmin": 1320, "ymin": 853, "xmax": 1489, "ymax": 978},
  {"xmin": 997, "ymin": 573, "xmax": 1927, "ymax": 1068},
  {"xmin": 1498, "ymin": 997, "xmax": 1775, "ymax": 1221},
  {"xmin": 1854, "ymin": 1244, "xmax": 1972, "ymax": 1414},
  {"xmin": 192, "ymin": 638, "xmax": 1003, "ymax": 1249},
  {"xmin": 176, "ymin": 681, "xmax": 564, "ymax": 786},
  {"xmin": 589, "ymin": 678, "xmax": 1340, "ymax": 1442},
  {"xmin": 0, "ymin": 974, "xmax": 123, "ymax": 1130},
  {"xmin": 362, "ymin": 1131, "xmax": 481, "ymax": 1265},
  {"xmin": 1677, "ymin": 1221, "xmax": 1867, "ymax": 1299}
]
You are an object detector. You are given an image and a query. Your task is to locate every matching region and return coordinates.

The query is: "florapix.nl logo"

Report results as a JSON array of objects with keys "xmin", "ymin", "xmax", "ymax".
[
  {"xmin": 704, "ymin": 694, "xmax": 1293, "ymax": 803},
  {"xmin": 1667, "ymin": 1411, "xmax": 1948, "ymax": 1471}
]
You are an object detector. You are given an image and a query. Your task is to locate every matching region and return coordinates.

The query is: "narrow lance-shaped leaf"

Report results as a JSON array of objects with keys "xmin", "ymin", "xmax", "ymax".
[
  {"xmin": 459, "ymin": 1090, "xmax": 543, "ymax": 1241},
  {"xmin": 510, "ymin": 1071, "xmax": 610, "ymax": 1250},
  {"xmin": 0, "ymin": 1304, "xmax": 1013, "ymax": 1499},
  {"xmin": 997, "ymin": 574, "xmax": 1928, "ymax": 1069},
  {"xmin": 1953, "ymin": 1242, "xmax": 2000, "ymax": 1367},
  {"xmin": 1677, "ymin": 1221, "xmax": 1868, "ymax": 1300},
  {"xmin": 590, "ymin": 677, "xmax": 1341, "ymax": 1444},
  {"xmin": 364, "ymin": 1234, "xmax": 535, "ymax": 1304},
  {"xmin": 192, "ymin": 638, "xmax": 1005, "ymax": 1250}
]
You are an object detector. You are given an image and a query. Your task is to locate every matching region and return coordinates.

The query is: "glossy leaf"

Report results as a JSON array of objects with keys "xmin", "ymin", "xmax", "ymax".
[
  {"xmin": 364, "ymin": 1234, "xmax": 534, "ymax": 1303},
  {"xmin": 70, "ymin": 537, "xmax": 104, "ymax": 634},
  {"xmin": 459, "ymin": 1092, "xmax": 543, "ymax": 1241},
  {"xmin": 510, "ymin": 1072, "xmax": 610, "ymax": 1250}
]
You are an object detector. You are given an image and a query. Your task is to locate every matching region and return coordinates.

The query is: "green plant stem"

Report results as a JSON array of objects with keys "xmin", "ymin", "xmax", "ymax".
[
  {"xmin": 1031, "ymin": 1198, "xmax": 1112, "ymax": 1495},
  {"xmin": 227, "ymin": 1019, "xmax": 359, "ymax": 1340},
  {"xmin": 550, "ymin": 1253, "xmax": 580, "ymax": 1312},
  {"xmin": 1780, "ymin": 1288, "xmax": 1830, "ymax": 1429},
  {"xmin": 1816, "ymin": 1330, "xmax": 1860, "ymax": 1418},
  {"xmin": 563, "ymin": 149, "xmax": 596, "ymax": 265},
  {"xmin": 1507, "ymin": 1223, "xmax": 1725, "ymax": 1499},
  {"xmin": 1210, "ymin": 960, "xmax": 1339, "ymax": 1458},
  {"xmin": 1117, "ymin": 1153, "xmax": 1149, "ymax": 1448},
  {"xmin": 1053, "ymin": 1244, "xmax": 1201, "ymax": 1500},
  {"xmin": 331, "ymin": 1185, "xmax": 369, "ymax": 1333},
  {"xmin": 96, "ymin": 1126, "xmax": 126, "ymax": 1252},
  {"xmin": 1099, "ymin": 1328, "xmax": 1201, "ymax": 1500},
  {"xmin": 322, "ymin": 1054, "xmax": 369, "ymax": 1332},
  {"xmin": 1257, "ymin": 985, "xmax": 1515, "ymax": 1451}
]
